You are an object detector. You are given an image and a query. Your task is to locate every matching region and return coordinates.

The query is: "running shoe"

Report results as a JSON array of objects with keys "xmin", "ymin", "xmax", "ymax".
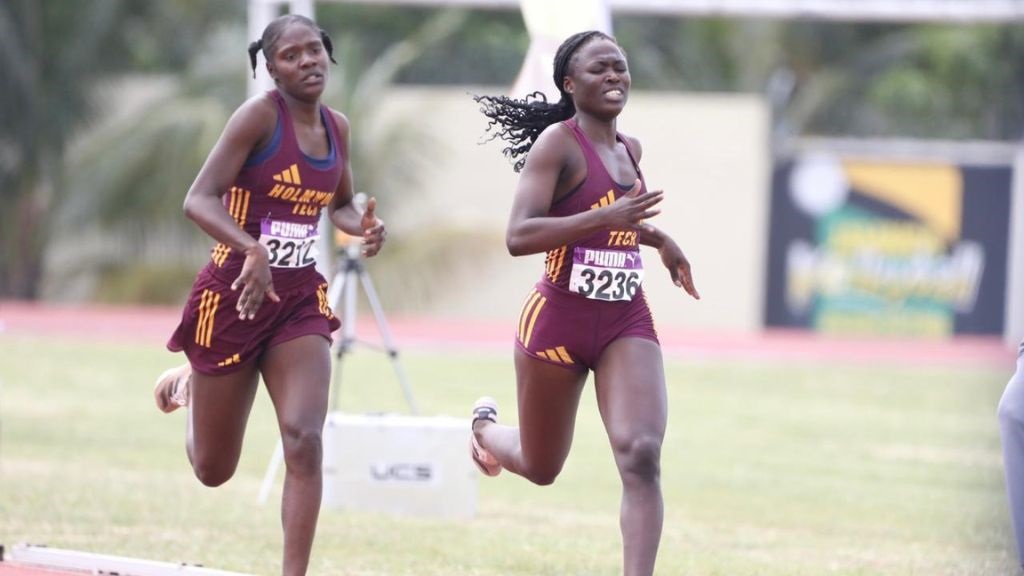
[
  {"xmin": 154, "ymin": 364, "xmax": 191, "ymax": 413},
  {"xmin": 470, "ymin": 396, "xmax": 502, "ymax": 476}
]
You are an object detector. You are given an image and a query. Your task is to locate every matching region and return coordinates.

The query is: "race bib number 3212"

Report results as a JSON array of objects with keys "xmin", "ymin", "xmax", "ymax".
[
  {"xmin": 259, "ymin": 219, "xmax": 319, "ymax": 269},
  {"xmin": 568, "ymin": 248, "xmax": 644, "ymax": 302}
]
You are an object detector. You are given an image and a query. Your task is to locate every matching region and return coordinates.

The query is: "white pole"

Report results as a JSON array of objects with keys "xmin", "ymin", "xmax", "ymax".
[{"xmin": 247, "ymin": 0, "xmax": 279, "ymax": 97}]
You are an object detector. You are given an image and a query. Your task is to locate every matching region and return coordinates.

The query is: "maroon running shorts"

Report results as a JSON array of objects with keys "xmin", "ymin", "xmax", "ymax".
[
  {"xmin": 167, "ymin": 264, "xmax": 341, "ymax": 375},
  {"xmin": 515, "ymin": 281, "xmax": 659, "ymax": 371}
]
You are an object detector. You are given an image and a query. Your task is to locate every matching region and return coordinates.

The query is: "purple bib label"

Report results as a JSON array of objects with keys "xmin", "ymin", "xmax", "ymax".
[
  {"xmin": 568, "ymin": 248, "xmax": 644, "ymax": 301},
  {"xmin": 259, "ymin": 218, "xmax": 319, "ymax": 269}
]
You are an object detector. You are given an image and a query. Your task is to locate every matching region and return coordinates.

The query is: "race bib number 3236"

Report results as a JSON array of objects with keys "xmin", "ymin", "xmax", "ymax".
[
  {"xmin": 568, "ymin": 248, "xmax": 644, "ymax": 302},
  {"xmin": 259, "ymin": 219, "xmax": 319, "ymax": 269}
]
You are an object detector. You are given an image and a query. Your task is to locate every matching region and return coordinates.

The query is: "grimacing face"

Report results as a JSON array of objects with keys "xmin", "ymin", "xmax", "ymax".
[{"xmin": 564, "ymin": 38, "xmax": 630, "ymax": 118}]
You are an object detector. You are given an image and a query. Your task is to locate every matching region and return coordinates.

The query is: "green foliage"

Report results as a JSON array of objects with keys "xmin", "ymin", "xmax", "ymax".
[
  {"xmin": 317, "ymin": 5, "xmax": 527, "ymax": 85},
  {"xmin": 0, "ymin": 0, "xmax": 240, "ymax": 299}
]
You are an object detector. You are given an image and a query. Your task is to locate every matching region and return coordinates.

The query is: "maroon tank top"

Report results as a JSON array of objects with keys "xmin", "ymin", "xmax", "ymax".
[
  {"xmin": 541, "ymin": 118, "xmax": 646, "ymax": 296},
  {"xmin": 207, "ymin": 90, "xmax": 344, "ymax": 290}
]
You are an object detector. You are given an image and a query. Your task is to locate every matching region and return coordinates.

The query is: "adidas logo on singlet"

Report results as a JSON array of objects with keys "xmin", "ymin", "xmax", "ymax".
[
  {"xmin": 272, "ymin": 164, "xmax": 302, "ymax": 185},
  {"xmin": 590, "ymin": 190, "xmax": 616, "ymax": 210}
]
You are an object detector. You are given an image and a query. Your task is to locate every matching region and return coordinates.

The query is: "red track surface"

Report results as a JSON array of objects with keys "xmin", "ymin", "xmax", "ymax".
[
  {"xmin": 0, "ymin": 563, "xmax": 86, "ymax": 576},
  {"xmin": 0, "ymin": 300, "xmax": 1016, "ymax": 369}
]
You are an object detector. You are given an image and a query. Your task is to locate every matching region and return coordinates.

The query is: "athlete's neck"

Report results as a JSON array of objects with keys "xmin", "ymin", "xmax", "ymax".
[
  {"xmin": 278, "ymin": 90, "xmax": 321, "ymax": 126},
  {"xmin": 575, "ymin": 115, "xmax": 618, "ymax": 148}
]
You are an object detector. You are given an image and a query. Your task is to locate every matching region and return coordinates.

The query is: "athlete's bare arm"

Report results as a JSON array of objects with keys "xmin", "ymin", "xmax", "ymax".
[
  {"xmin": 183, "ymin": 94, "xmax": 280, "ymax": 318},
  {"xmin": 326, "ymin": 110, "xmax": 385, "ymax": 257}
]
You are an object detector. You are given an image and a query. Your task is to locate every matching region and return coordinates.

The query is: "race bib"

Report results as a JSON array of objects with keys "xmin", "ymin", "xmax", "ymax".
[
  {"xmin": 259, "ymin": 219, "xmax": 319, "ymax": 269},
  {"xmin": 568, "ymin": 248, "xmax": 644, "ymax": 302}
]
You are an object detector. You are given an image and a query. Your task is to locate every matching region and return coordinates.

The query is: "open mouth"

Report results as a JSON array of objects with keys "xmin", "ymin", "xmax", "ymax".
[{"xmin": 604, "ymin": 88, "xmax": 626, "ymax": 101}]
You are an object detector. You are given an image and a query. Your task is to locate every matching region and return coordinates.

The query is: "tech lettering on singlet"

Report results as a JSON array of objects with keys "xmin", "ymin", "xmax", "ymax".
[
  {"xmin": 209, "ymin": 90, "xmax": 343, "ymax": 290},
  {"xmin": 545, "ymin": 118, "xmax": 645, "ymax": 302}
]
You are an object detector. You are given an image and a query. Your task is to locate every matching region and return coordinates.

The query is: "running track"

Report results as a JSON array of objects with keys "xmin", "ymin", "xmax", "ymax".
[{"xmin": 0, "ymin": 301, "xmax": 1016, "ymax": 369}]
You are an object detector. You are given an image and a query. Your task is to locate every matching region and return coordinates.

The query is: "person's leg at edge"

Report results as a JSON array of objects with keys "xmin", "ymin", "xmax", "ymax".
[
  {"xmin": 474, "ymin": 348, "xmax": 587, "ymax": 484},
  {"xmin": 187, "ymin": 362, "xmax": 262, "ymax": 486},
  {"xmin": 998, "ymin": 355, "xmax": 1024, "ymax": 572},
  {"xmin": 260, "ymin": 334, "xmax": 332, "ymax": 576},
  {"xmin": 594, "ymin": 337, "xmax": 666, "ymax": 576}
]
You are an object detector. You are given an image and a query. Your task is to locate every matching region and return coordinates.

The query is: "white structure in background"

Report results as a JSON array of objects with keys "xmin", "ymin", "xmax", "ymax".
[{"xmin": 511, "ymin": 0, "xmax": 611, "ymax": 100}]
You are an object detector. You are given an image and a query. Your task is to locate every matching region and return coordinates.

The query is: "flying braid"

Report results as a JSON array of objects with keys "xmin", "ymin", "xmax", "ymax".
[{"xmin": 474, "ymin": 30, "xmax": 614, "ymax": 172}]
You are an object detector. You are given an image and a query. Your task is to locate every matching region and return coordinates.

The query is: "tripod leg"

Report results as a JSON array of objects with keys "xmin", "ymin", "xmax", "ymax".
[
  {"xmin": 357, "ymin": 269, "xmax": 419, "ymax": 415},
  {"xmin": 330, "ymin": 268, "xmax": 360, "ymax": 411}
]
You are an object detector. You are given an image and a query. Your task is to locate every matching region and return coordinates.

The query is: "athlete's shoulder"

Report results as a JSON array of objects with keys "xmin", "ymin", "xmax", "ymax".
[
  {"xmin": 532, "ymin": 121, "xmax": 579, "ymax": 157},
  {"xmin": 218, "ymin": 92, "xmax": 277, "ymax": 148},
  {"xmin": 232, "ymin": 92, "xmax": 278, "ymax": 126},
  {"xmin": 621, "ymin": 133, "xmax": 643, "ymax": 161},
  {"xmin": 326, "ymin": 107, "xmax": 351, "ymax": 139}
]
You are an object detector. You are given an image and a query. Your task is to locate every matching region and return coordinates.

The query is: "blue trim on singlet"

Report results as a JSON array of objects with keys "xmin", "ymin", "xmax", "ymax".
[
  {"xmin": 243, "ymin": 101, "xmax": 337, "ymax": 170},
  {"xmin": 244, "ymin": 117, "xmax": 283, "ymax": 167},
  {"xmin": 302, "ymin": 106, "xmax": 336, "ymax": 170}
]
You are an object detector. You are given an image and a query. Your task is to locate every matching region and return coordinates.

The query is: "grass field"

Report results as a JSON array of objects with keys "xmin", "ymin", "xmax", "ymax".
[{"xmin": 0, "ymin": 334, "xmax": 1019, "ymax": 575}]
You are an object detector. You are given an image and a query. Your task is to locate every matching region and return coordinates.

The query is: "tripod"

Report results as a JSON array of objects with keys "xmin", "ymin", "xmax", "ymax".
[
  {"xmin": 325, "ymin": 240, "xmax": 418, "ymax": 413},
  {"xmin": 257, "ymin": 235, "xmax": 418, "ymax": 504}
]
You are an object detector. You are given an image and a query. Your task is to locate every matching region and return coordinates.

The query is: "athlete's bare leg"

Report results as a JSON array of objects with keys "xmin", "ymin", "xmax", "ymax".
[
  {"xmin": 594, "ymin": 337, "xmax": 667, "ymax": 576},
  {"xmin": 187, "ymin": 362, "xmax": 261, "ymax": 486},
  {"xmin": 261, "ymin": 334, "xmax": 332, "ymax": 576},
  {"xmin": 474, "ymin": 347, "xmax": 587, "ymax": 485}
]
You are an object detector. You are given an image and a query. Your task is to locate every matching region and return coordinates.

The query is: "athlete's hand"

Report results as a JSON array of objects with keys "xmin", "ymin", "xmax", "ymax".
[
  {"xmin": 232, "ymin": 243, "xmax": 280, "ymax": 320},
  {"xmin": 603, "ymin": 179, "xmax": 663, "ymax": 229},
  {"xmin": 360, "ymin": 196, "xmax": 386, "ymax": 258},
  {"xmin": 657, "ymin": 234, "xmax": 700, "ymax": 300}
]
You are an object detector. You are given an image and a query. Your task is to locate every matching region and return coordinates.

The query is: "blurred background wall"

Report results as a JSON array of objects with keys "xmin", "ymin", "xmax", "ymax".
[{"xmin": 3, "ymin": 0, "xmax": 1022, "ymax": 345}]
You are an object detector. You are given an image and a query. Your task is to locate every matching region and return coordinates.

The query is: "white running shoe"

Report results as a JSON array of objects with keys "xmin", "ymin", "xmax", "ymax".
[
  {"xmin": 470, "ymin": 396, "xmax": 502, "ymax": 477},
  {"xmin": 153, "ymin": 364, "xmax": 191, "ymax": 413}
]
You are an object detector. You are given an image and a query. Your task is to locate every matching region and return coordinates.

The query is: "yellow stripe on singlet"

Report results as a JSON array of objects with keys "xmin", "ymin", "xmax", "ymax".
[
  {"xmin": 545, "ymin": 246, "xmax": 567, "ymax": 283},
  {"xmin": 236, "ymin": 188, "xmax": 250, "ymax": 225},
  {"xmin": 229, "ymin": 187, "xmax": 251, "ymax": 226}
]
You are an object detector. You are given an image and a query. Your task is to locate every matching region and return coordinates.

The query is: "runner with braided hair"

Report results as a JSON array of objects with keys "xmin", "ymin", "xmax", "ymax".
[{"xmin": 471, "ymin": 30, "xmax": 699, "ymax": 576}]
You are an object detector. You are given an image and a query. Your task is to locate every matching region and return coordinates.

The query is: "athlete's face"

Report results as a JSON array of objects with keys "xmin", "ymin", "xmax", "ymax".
[
  {"xmin": 563, "ymin": 38, "xmax": 630, "ymax": 119},
  {"xmin": 267, "ymin": 23, "xmax": 329, "ymax": 101}
]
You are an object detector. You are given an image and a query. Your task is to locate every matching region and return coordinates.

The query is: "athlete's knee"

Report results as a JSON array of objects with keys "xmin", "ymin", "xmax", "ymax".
[
  {"xmin": 523, "ymin": 463, "xmax": 563, "ymax": 486},
  {"xmin": 281, "ymin": 424, "xmax": 323, "ymax": 477},
  {"xmin": 191, "ymin": 457, "xmax": 237, "ymax": 487},
  {"xmin": 614, "ymin": 434, "xmax": 662, "ymax": 483}
]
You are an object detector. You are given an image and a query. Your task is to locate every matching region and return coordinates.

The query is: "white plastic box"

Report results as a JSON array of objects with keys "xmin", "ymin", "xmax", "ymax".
[{"xmin": 321, "ymin": 412, "xmax": 478, "ymax": 519}]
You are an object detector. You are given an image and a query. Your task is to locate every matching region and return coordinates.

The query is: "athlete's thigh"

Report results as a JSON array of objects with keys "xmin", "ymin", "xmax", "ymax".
[
  {"xmin": 514, "ymin": 346, "xmax": 589, "ymax": 468},
  {"xmin": 190, "ymin": 362, "xmax": 261, "ymax": 461},
  {"xmin": 260, "ymin": 334, "xmax": 332, "ymax": 431},
  {"xmin": 593, "ymin": 337, "xmax": 667, "ymax": 444}
]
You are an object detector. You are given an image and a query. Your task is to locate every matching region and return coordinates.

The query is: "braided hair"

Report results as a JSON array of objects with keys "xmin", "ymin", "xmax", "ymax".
[
  {"xmin": 247, "ymin": 14, "xmax": 337, "ymax": 79},
  {"xmin": 474, "ymin": 30, "xmax": 614, "ymax": 172}
]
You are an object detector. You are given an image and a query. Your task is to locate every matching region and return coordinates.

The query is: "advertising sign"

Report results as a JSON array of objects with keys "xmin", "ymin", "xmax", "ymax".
[{"xmin": 765, "ymin": 153, "xmax": 1012, "ymax": 337}]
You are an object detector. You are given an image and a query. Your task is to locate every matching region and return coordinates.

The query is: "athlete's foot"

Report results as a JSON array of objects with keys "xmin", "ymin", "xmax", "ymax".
[
  {"xmin": 154, "ymin": 364, "xmax": 192, "ymax": 413},
  {"xmin": 470, "ymin": 396, "xmax": 502, "ymax": 476}
]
